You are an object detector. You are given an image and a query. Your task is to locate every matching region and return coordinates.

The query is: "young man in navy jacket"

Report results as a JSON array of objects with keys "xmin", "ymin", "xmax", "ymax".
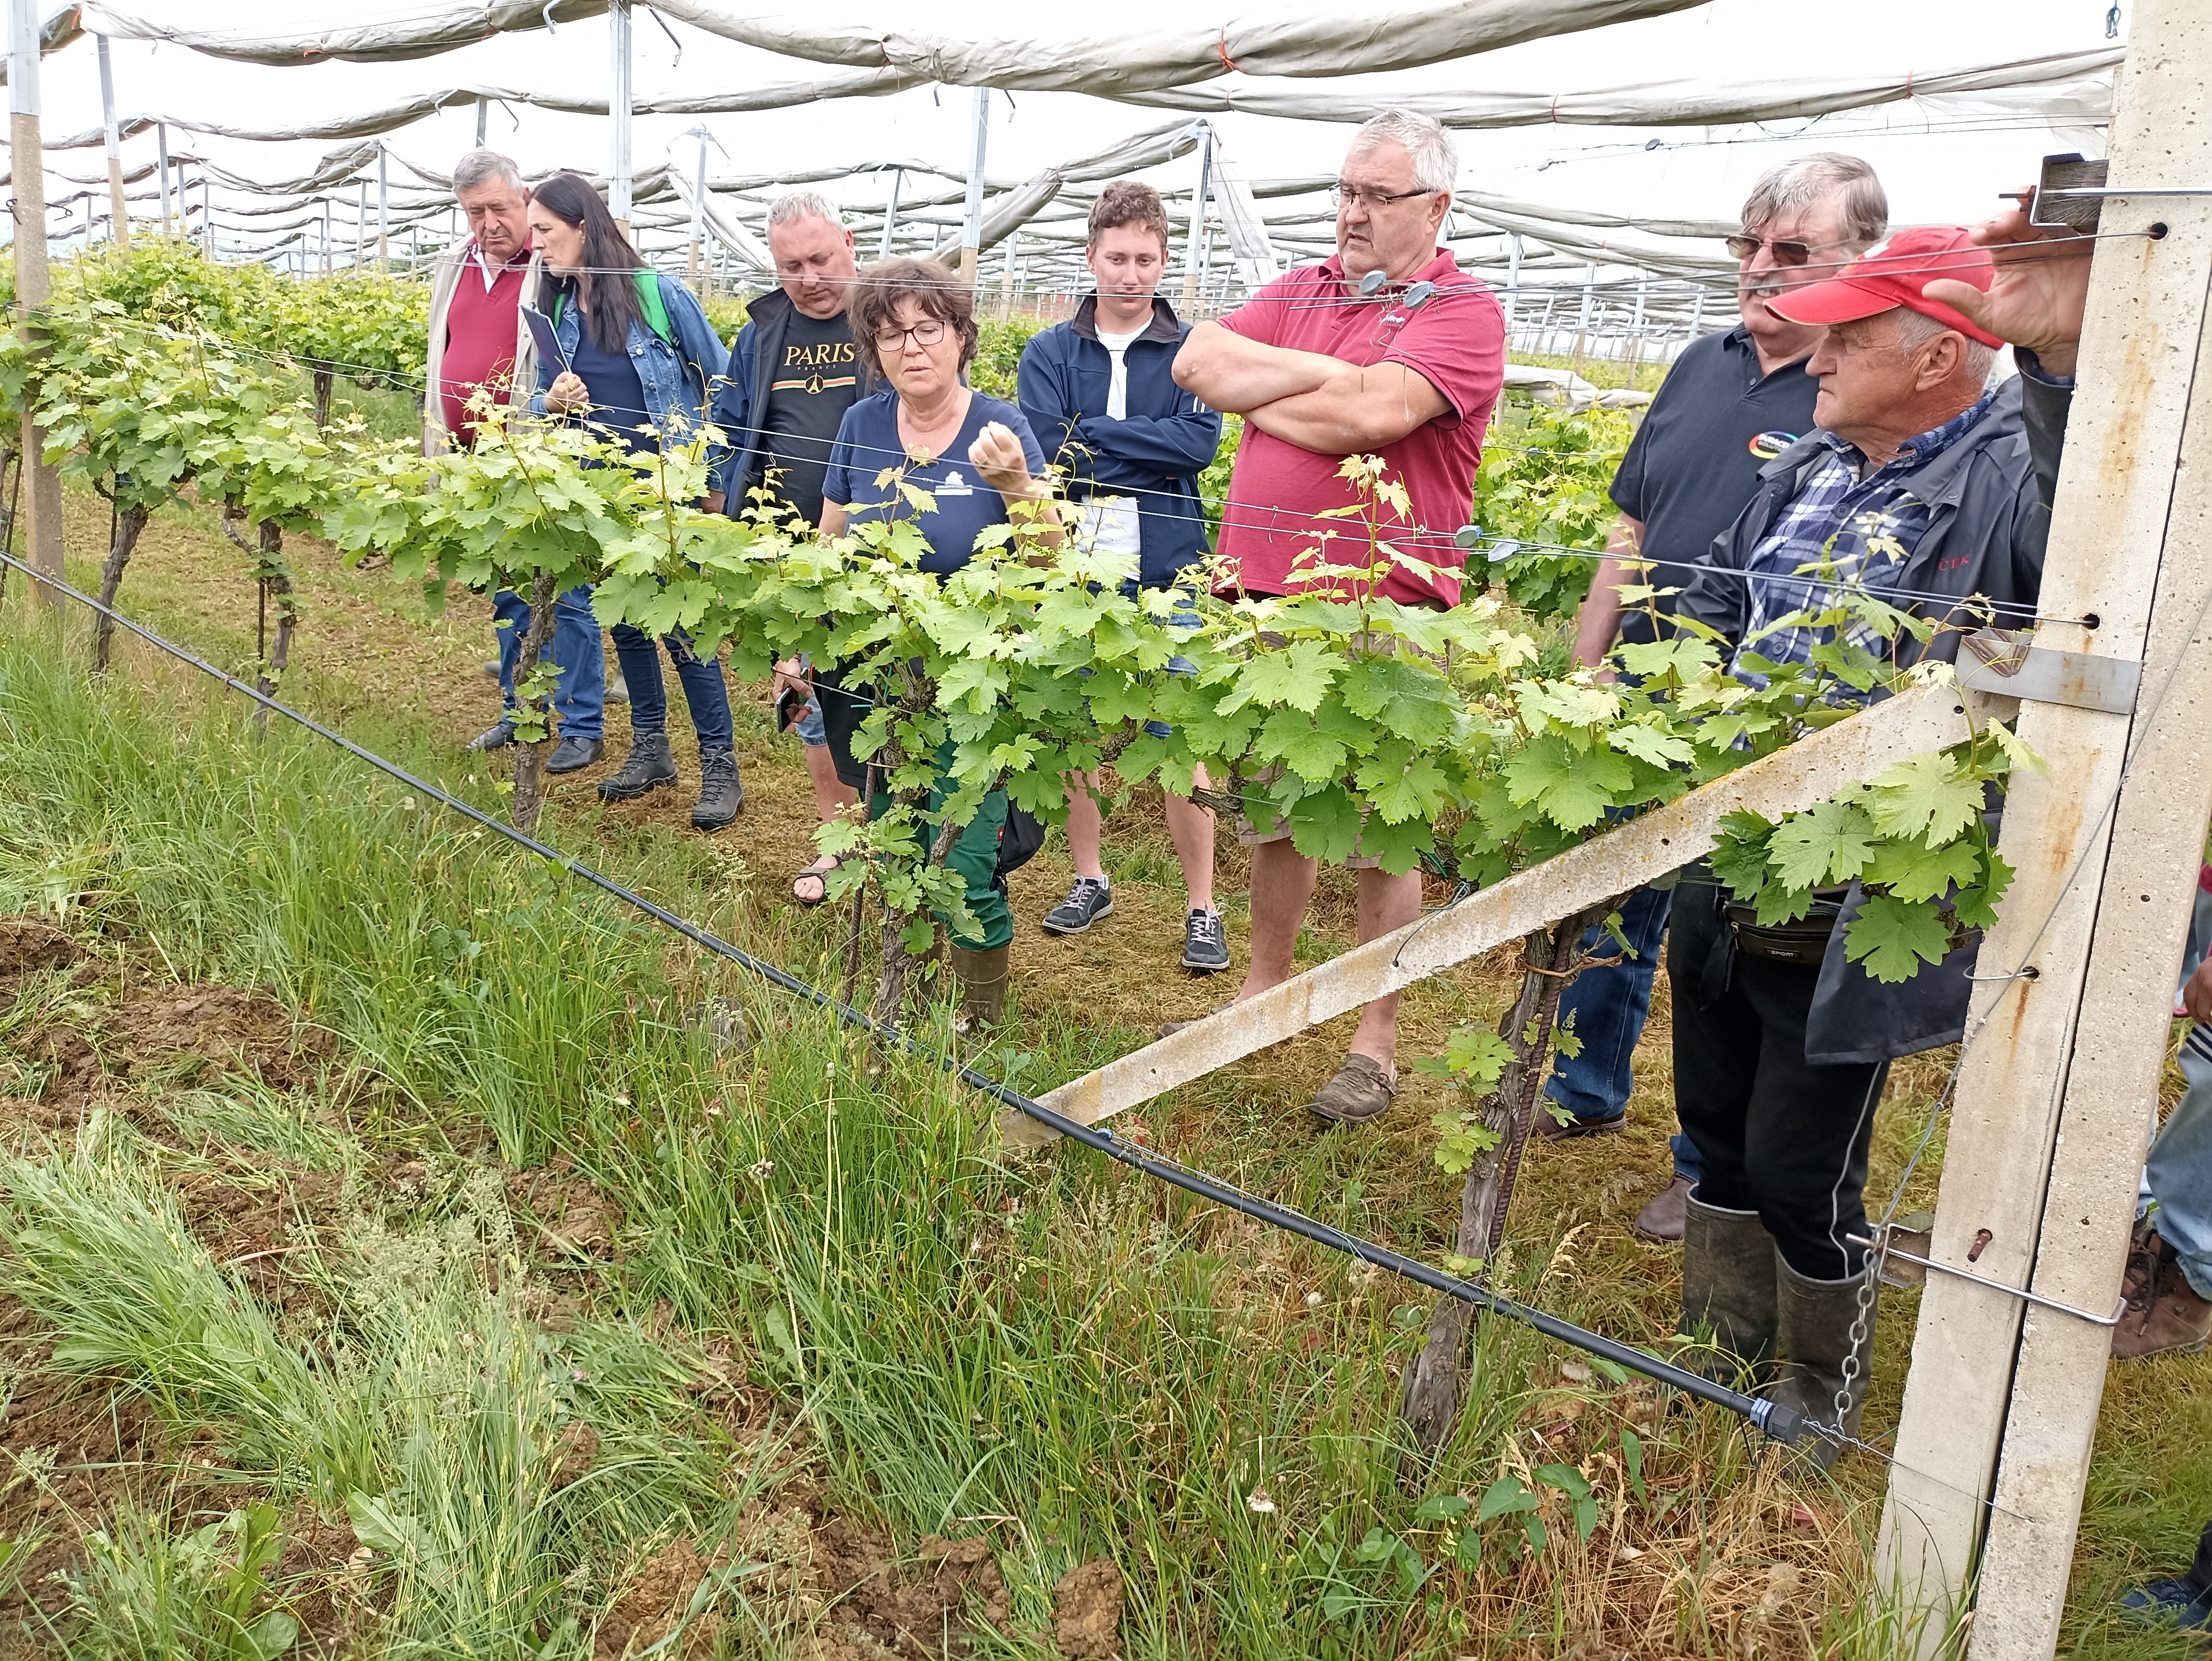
[{"xmin": 1018, "ymin": 182, "xmax": 1228, "ymax": 973}]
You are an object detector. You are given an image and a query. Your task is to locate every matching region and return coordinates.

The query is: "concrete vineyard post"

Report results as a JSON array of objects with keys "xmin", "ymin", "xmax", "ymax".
[
  {"xmin": 9, "ymin": 0, "xmax": 64, "ymax": 612},
  {"xmin": 960, "ymin": 88, "xmax": 989, "ymax": 288},
  {"xmin": 95, "ymin": 33, "xmax": 127, "ymax": 250},
  {"xmin": 1874, "ymin": 3, "xmax": 2212, "ymax": 1651}
]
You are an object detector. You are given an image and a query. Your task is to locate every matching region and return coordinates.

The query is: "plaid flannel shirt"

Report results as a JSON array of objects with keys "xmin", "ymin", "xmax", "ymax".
[{"xmin": 1729, "ymin": 389, "xmax": 1999, "ymax": 696}]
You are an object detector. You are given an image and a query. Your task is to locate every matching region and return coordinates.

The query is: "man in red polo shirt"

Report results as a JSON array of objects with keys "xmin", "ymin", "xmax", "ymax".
[
  {"xmin": 1172, "ymin": 107, "xmax": 1505, "ymax": 1127},
  {"xmin": 426, "ymin": 149, "xmax": 606, "ymax": 774}
]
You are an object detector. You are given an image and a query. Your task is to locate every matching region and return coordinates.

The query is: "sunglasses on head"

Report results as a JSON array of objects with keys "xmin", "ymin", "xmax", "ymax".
[{"xmin": 1724, "ymin": 234, "xmax": 1850, "ymax": 266}]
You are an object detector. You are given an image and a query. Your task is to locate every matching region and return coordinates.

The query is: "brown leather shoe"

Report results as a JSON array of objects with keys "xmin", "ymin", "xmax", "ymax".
[
  {"xmin": 2113, "ymin": 1229, "xmax": 2212, "ymax": 1360},
  {"xmin": 1633, "ymin": 1173, "xmax": 1695, "ymax": 1244},
  {"xmin": 1307, "ymin": 1054, "xmax": 1397, "ymax": 1125}
]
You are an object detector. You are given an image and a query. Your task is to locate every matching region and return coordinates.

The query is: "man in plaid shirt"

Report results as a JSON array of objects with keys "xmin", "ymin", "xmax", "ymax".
[{"xmin": 1666, "ymin": 225, "xmax": 2048, "ymax": 1464}]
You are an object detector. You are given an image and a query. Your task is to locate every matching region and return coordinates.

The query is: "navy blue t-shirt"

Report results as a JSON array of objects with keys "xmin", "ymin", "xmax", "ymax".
[
  {"xmin": 1606, "ymin": 325, "xmax": 1819, "ymax": 645},
  {"xmin": 555, "ymin": 282, "xmax": 656, "ymax": 455},
  {"xmin": 824, "ymin": 390, "xmax": 1049, "ymax": 576}
]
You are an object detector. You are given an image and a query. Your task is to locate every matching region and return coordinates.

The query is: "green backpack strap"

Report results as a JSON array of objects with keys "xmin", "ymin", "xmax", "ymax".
[
  {"xmin": 550, "ymin": 274, "xmax": 674, "ymax": 345},
  {"xmin": 632, "ymin": 270, "xmax": 673, "ymax": 345}
]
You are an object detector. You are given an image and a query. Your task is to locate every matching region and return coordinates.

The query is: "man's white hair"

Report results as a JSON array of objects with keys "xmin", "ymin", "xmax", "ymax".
[
  {"xmin": 1346, "ymin": 109, "xmax": 1459, "ymax": 198},
  {"xmin": 767, "ymin": 190, "xmax": 846, "ymax": 233},
  {"xmin": 1892, "ymin": 305, "xmax": 1998, "ymax": 386},
  {"xmin": 453, "ymin": 148, "xmax": 525, "ymax": 197}
]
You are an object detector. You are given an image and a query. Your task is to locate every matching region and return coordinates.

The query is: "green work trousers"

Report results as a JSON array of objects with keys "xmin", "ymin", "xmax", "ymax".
[{"xmin": 870, "ymin": 768, "xmax": 1013, "ymax": 952}]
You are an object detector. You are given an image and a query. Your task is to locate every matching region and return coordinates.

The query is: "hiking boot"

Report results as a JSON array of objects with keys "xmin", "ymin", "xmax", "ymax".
[
  {"xmin": 546, "ymin": 735, "xmax": 603, "ymax": 774},
  {"xmin": 1181, "ymin": 908, "xmax": 1229, "ymax": 973},
  {"xmin": 950, "ymin": 943, "xmax": 1011, "ymax": 1034},
  {"xmin": 2113, "ymin": 1229, "xmax": 2212, "ymax": 1360},
  {"xmin": 598, "ymin": 732, "xmax": 678, "ymax": 801},
  {"xmin": 692, "ymin": 748, "xmax": 743, "ymax": 830},
  {"xmin": 466, "ymin": 720, "xmax": 516, "ymax": 752},
  {"xmin": 1042, "ymin": 876, "xmax": 1113, "ymax": 936},
  {"xmin": 1770, "ymin": 1252, "xmax": 1878, "ymax": 1470},
  {"xmin": 1680, "ymin": 1195, "xmax": 1778, "ymax": 1383},
  {"xmin": 1635, "ymin": 1172, "xmax": 1696, "ymax": 1244},
  {"xmin": 1308, "ymin": 1054, "xmax": 1396, "ymax": 1126},
  {"xmin": 2121, "ymin": 1520, "xmax": 2212, "ymax": 1629},
  {"xmin": 1537, "ymin": 1108, "xmax": 1626, "ymax": 1142}
]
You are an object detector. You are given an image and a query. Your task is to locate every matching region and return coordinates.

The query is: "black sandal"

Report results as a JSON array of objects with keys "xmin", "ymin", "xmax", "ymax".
[{"xmin": 792, "ymin": 855, "xmax": 842, "ymax": 908}]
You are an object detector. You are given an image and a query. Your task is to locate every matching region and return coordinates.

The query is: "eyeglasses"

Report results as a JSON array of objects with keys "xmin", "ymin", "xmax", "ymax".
[
  {"xmin": 874, "ymin": 318, "xmax": 949, "ymax": 350},
  {"xmin": 1724, "ymin": 234, "xmax": 1853, "ymax": 266},
  {"xmin": 1332, "ymin": 183, "xmax": 1439, "ymax": 213}
]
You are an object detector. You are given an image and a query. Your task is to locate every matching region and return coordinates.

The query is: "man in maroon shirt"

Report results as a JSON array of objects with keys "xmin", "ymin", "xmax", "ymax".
[
  {"xmin": 1172, "ymin": 109, "xmax": 1505, "ymax": 1127},
  {"xmin": 425, "ymin": 150, "xmax": 605, "ymax": 772}
]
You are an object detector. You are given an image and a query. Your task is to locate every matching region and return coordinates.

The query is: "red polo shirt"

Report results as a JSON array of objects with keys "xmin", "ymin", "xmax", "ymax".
[
  {"xmin": 438, "ymin": 241, "xmax": 533, "ymax": 443},
  {"xmin": 1216, "ymin": 248, "xmax": 1504, "ymax": 608}
]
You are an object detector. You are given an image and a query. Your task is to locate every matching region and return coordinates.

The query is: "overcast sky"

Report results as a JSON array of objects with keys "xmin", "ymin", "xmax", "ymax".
[{"xmin": 13, "ymin": 0, "xmax": 2123, "ymax": 252}]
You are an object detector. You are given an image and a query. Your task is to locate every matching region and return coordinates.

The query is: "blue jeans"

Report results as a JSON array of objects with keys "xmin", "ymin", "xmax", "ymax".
[
  {"xmin": 494, "ymin": 585, "xmax": 605, "ymax": 742},
  {"xmin": 2142, "ymin": 879, "xmax": 2212, "ymax": 1299},
  {"xmin": 609, "ymin": 622, "xmax": 733, "ymax": 749},
  {"xmin": 1544, "ymin": 883, "xmax": 1701, "ymax": 1182}
]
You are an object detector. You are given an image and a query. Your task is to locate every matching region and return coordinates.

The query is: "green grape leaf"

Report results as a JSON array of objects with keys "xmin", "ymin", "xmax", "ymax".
[
  {"xmin": 1501, "ymin": 733, "xmax": 1637, "ymax": 832},
  {"xmin": 1766, "ymin": 799, "xmax": 1879, "ymax": 891},
  {"xmin": 1843, "ymin": 892, "xmax": 1957, "ymax": 982},
  {"xmin": 1862, "ymin": 834, "xmax": 1983, "ymax": 903},
  {"xmin": 1864, "ymin": 752, "xmax": 1985, "ymax": 845}
]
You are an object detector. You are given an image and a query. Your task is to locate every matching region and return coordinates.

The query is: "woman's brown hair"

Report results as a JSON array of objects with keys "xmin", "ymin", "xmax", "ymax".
[{"xmin": 848, "ymin": 257, "xmax": 979, "ymax": 382}]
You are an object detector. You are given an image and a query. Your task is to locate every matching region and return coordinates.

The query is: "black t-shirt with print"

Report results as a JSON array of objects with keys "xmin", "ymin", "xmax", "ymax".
[
  {"xmin": 1606, "ymin": 325, "xmax": 1820, "ymax": 645},
  {"xmin": 757, "ymin": 309, "xmax": 862, "ymax": 525}
]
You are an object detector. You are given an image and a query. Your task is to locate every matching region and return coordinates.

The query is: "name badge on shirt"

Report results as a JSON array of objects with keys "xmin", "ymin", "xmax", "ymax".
[{"xmin": 934, "ymin": 468, "xmax": 976, "ymax": 498}]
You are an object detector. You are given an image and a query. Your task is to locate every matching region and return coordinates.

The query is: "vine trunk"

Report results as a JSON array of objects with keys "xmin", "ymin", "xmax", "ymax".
[
  {"xmin": 509, "ymin": 571, "xmax": 559, "ymax": 835},
  {"xmin": 1398, "ymin": 897, "xmax": 1618, "ymax": 1474},
  {"xmin": 92, "ymin": 505, "xmax": 151, "ymax": 672}
]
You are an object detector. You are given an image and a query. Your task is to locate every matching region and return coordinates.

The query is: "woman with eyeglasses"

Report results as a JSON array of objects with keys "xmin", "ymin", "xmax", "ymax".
[
  {"xmin": 528, "ymin": 170, "xmax": 743, "ymax": 831},
  {"xmin": 813, "ymin": 256, "xmax": 1051, "ymax": 1032}
]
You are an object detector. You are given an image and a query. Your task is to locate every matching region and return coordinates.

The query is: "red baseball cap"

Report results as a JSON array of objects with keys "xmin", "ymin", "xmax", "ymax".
[{"xmin": 1765, "ymin": 225, "xmax": 2002, "ymax": 347}]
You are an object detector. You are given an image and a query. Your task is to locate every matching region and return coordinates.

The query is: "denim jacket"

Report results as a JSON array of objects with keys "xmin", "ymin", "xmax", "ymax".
[{"xmin": 530, "ymin": 272, "xmax": 730, "ymax": 474}]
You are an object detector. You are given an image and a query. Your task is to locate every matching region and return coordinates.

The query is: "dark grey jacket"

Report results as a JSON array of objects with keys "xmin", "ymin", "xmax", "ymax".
[{"xmin": 1681, "ymin": 376, "xmax": 2058, "ymax": 1064}]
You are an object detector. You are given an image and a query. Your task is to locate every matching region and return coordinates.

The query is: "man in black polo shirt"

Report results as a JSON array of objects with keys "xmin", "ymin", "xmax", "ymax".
[
  {"xmin": 704, "ymin": 190, "xmax": 867, "ymax": 904},
  {"xmin": 1543, "ymin": 153, "xmax": 1888, "ymax": 1243}
]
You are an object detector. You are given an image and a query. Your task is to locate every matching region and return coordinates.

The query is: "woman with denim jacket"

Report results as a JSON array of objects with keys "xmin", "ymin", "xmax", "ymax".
[{"xmin": 527, "ymin": 172, "xmax": 742, "ymax": 830}]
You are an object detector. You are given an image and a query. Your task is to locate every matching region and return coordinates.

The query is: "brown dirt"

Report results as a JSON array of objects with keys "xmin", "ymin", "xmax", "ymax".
[
  {"xmin": 1051, "ymin": 1558, "xmax": 1123, "ymax": 1658},
  {"xmin": 14, "ymin": 980, "xmax": 339, "ymax": 1109},
  {"xmin": 597, "ymin": 1536, "xmax": 738, "ymax": 1659},
  {"xmin": 0, "ymin": 917, "xmax": 78, "ymax": 982},
  {"xmin": 807, "ymin": 1519, "xmax": 1010, "ymax": 1660},
  {"xmin": 508, "ymin": 1151, "xmax": 625, "ymax": 1262}
]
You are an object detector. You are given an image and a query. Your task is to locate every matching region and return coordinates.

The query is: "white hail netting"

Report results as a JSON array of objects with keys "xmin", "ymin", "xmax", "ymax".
[
  {"xmin": 68, "ymin": 0, "xmax": 1709, "ymax": 83},
  {"xmin": 30, "ymin": 48, "xmax": 2121, "ymax": 149}
]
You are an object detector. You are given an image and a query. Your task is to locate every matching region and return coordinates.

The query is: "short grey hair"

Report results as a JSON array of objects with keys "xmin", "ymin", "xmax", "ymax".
[
  {"xmin": 452, "ymin": 148, "xmax": 525, "ymax": 197},
  {"xmin": 1892, "ymin": 305, "xmax": 1998, "ymax": 386},
  {"xmin": 1741, "ymin": 152, "xmax": 1886, "ymax": 252},
  {"xmin": 1346, "ymin": 109, "xmax": 1460, "ymax": 198},
  {"xmin": 767, "ymin": 190, "xmax": 845, "ymax": 233}
]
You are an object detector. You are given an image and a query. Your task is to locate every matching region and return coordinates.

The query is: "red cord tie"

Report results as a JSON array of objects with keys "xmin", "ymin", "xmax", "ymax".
[{"xmin": 1217, "ymin": 27, "xmax": 1241, "ymax": 75}]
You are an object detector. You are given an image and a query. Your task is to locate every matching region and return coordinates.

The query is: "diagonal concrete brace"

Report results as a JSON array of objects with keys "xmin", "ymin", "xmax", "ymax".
[{"xmin": 1002, "ymin": 682, "xmax": 2015, "ymax": 1148}]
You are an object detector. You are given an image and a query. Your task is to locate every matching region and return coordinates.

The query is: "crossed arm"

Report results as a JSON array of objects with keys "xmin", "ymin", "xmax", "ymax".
[{"xmin": 1172, "ymin": 320, "xmax": 1450, "ymax": 456}]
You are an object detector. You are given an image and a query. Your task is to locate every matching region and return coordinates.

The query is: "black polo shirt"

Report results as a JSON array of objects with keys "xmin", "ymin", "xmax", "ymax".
[{"xmin": 1606, "ymin": 325, "xmax": 1819, "ymax": 645}]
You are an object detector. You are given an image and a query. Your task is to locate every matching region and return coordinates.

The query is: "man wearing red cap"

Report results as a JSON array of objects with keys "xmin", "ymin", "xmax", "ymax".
[{"xmin": 1667, "ymin": 224, "xmax": 2049, "ymax": 1462}]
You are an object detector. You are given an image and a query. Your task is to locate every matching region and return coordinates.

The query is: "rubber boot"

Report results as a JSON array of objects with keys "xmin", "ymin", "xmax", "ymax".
[
  {"xmin": 1771, "ymin": 1251, "xmax": 1878, "ymax": 1471},
  {"xmin": 1679, "ymin": 1193, "xmax": 1779, "ymax": 1383},
  {"xmin": 949, "ymin": 943, "xmax": 1010, "ymax": 1035},
  {"xmin": 598, "ymin": 732, "xmax": 678, "ymax": 801},
  {"xmin": 691, "ymin": 747, "xmax": 744, "ymax": 830}
]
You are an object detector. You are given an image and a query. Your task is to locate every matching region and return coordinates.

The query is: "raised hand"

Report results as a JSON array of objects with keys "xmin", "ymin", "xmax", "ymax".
[
  {"xmin": 545, "ymin": 370, "xmax": 591, "ymax": 415},
  {"xmin": 968, "ymin": 421, "xmax": 1037, "ymax": 498},
  {"xmin": 1923, "ymin": 200, "xmax": 2091, "ymax": 378}
]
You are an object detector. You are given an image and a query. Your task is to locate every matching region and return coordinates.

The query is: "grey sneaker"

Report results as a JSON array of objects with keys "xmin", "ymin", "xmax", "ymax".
[
  {"xmin": 1042, "ymin": 876, "xmax": 1114, "ymax": 936},
  {"xmin": 1307, "ymin": 1055, "xmax": 1397, "ymax": 1126},
  {"xmin": 1181, "ymin": 908, "xmax": 1229, "ymax": 973},
  {"xmin": 466, "ymin": 720, "xmax": 516, "ymax": 752}
]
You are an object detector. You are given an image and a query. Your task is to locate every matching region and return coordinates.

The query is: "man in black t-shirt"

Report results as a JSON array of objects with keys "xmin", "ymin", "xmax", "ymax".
[
  {"xmin": 704, "ymin": 191, "xmax": 868, "ymax": 902},
  {"xmin": 1544, "ymin": 154, "xmax": 1888, "ymax": 1245}
]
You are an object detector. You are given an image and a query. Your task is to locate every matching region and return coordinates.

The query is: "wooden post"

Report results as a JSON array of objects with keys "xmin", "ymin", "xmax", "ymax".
[
  {"xmin": 95, "ymin": 33, "xmax": 127, "ymax": 250},
  {"xmin": 1875, "ymin": 5, "xmax": 2212, "ymax": 1651},
  {"xmin": 9, "ymin": 0, "xmax": 64, "ymax": 612}
]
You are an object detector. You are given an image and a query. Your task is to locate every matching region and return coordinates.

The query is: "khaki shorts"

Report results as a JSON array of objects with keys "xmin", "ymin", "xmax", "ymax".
[{"xmin": 1237, "ymin": 763, "xmax": 1383, "ymax": 870}]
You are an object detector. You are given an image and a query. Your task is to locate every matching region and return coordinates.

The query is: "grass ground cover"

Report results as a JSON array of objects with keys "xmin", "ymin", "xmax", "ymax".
[{"xmin": 0, "ymin": 452, "xmax": 2208, "ymax": 1657}]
